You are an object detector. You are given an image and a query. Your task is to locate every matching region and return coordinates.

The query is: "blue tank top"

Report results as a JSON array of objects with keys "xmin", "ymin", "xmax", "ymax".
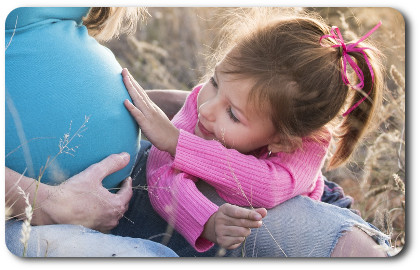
[{"xmin": 5, "ymin": 8, "xmax": 140, "ymax": 189}]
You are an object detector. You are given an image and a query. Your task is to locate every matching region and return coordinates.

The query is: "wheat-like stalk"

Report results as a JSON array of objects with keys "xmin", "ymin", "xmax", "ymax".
[
  {"xmin": 393, "ymin": 173, "xmax": 405, "ymax": 194},
  {"xmin": 17, "ymin": 186, "xmax": 33, "ymax": 257},
  {"xmin": 390, "ymin": 65, "xmax": 405, "ymax": 90}
]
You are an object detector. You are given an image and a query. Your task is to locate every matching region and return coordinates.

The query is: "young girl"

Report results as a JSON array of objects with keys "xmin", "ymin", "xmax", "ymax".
[{"xmin": 123, "ymin": 13, "xmax": 384, "ymax": 253}]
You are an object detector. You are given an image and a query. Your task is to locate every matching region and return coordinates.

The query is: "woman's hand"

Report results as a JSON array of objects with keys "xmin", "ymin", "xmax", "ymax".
[
  {"xmin": 40, "ymin": 153, "xmax": 133, "ymax": 232},
  {"xmin": 122, "ymin": 68, "xmax": 179, "ymax": 156},
  {"xmin": 202, "ymin": 203, "xmax": 267, "ymax": 250}
]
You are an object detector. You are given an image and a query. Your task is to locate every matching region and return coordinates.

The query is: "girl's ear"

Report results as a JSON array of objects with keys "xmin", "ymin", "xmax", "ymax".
[{"xmin": 268, "ymin": 135, "xmax": 302, "ymax": 154}]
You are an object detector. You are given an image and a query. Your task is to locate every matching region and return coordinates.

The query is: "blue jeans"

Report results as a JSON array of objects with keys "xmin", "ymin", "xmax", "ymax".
[
  {"xmin": 5, "ymin": 221, "xmax": 178, "ymax": 257},
  {"xmin": 5, "ymin": 141, "xmax": 390, "ymax": 257}
]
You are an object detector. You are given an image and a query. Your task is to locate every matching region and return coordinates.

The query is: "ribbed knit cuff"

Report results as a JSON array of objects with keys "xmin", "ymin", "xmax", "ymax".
[
  {"xmin": 147, "ymin": 164, "xmax": 219, "ymax": 252},
  {"xmin": 173, "ymin": 129, "xmax": 215, "ymax": 173}
]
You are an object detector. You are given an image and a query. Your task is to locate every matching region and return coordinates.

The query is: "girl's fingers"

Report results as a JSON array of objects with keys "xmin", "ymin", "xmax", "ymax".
[
  {"xmin": 122, "ymin": 69, "xmax": 149, "ymax": 107},
  {"xmin": 122, "ymin": 67, "xmax": 130, "ymax": 78},
  {"xmin": 255, "ymin": 208, "xmax": 267, "ymax": 218},
  {"xmin": 123, "ymin": 77, "xmax": 151, "ymax": 112},
  {"xmin": 220, "ymin": 203, "xmax": 262, "ymax": 221},
  {"xmin": 126, "ymin": 70, "xmax": 154, "ymax": 104},
  {"xmin": 218, "ymin": 236, "xmax": 247, "ymax": 250},
  {"xmin": 122, "ymin": 73, "xmax": 141, "ymax": 101},
  {"xmin": 125, "ymin": 69, "xmax": 143, "ymax": 94},
  {"xmin": 124, "ymin": 99, "xmax": 145, "ymax": 124},
  {"xmin": 221, "ymin": 225, "xmax": 252, "ymax": 238},
  {"xmin": 126, "ymin": 69, "xmax": 144, "ymax": 93},
  {"xmin": 227, "ymin": 218, "xmax": 262, "ymax": 229},
  {"xmin": 226, "ymin": 243, "xmax": 243, "ymax": 250}
]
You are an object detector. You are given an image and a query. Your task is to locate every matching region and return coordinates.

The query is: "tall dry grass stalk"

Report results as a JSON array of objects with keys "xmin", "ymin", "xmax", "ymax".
[{"xmin": 17, "ymin": 186, "xmax": 33, "ymax": 257}]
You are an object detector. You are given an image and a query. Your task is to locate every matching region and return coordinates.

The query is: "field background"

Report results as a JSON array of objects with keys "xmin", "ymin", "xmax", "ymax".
[{"xmin": 104, "ymin": 7, "xmax": 405, "ymax": 253}]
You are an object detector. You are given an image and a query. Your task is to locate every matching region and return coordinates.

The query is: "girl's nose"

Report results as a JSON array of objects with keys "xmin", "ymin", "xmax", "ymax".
[{"xmin": 198, "ymin": 101, "xmax": 217, "ymax": 122}]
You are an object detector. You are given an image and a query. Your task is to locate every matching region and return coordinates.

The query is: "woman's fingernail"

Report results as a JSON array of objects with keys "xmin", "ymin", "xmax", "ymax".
[
  {"xmin": 120, "ymin": 152, "xmax": 130, "ymax": 161},
  {"xmin": 254, "ymin": 213, "xmax": 262, "ymax": 220}
]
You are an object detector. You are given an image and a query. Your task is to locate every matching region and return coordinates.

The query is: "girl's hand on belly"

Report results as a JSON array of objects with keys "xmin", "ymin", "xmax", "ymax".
[{"xmin": 122, "ymin": 68, "xmax": 180, "ymax": 156}]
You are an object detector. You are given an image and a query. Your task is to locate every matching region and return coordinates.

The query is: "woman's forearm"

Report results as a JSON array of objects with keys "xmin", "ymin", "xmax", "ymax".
[
  {"xmin": 6, "ymin": 152, "xmax": 134, "ymax": 231},
  {"xmin": 5, "ymin": 150, "xmax": 135, "ymax": 231},
  {"xmin": 5, "ymin": 167, "xmax": 55, "ymax": 225}
]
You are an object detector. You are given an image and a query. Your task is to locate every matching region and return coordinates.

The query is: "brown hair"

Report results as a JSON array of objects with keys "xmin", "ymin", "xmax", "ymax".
[
  {"xmin": 210, "ymin": 9, "xmax": 384, "ymax": 169},
  {"xmin": 82, "ymin": 7, "xmax": 149, "ymax": 41}
]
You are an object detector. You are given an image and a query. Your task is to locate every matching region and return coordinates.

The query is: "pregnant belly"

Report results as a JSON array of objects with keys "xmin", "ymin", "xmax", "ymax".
[{"xmin": 5, "ymin": 93, "xmax": 140, "ymax": 189}]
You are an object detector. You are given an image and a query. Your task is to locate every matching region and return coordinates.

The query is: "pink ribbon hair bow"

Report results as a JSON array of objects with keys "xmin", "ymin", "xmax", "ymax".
[{"xmin": 320, "ymin": 21, "xmax": 382, "ymax": 116}]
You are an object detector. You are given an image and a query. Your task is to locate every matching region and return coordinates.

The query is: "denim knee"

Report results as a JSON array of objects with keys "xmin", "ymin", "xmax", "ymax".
[
  {"xmin": 5, "ymin": 220, "xmax": 178, "ymax": 257},
  {"xmin": 235, "ymin": 196, "xmax": 390, "ymax": 257}
]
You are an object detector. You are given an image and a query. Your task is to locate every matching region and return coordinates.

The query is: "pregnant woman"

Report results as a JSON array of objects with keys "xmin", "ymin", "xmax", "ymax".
[
  {"xmin": 5, "ymin": 7, "xmax": 178, "ymax": 257},
  {"xmin": 5, "ymin": 7, "xmax": 259, "ymax": 257}
]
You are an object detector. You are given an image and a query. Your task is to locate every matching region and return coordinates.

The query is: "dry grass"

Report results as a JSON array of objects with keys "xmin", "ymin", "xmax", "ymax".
[{"xmin": 17, "ymin": 186, "xmax": 33, "ymax": 257}]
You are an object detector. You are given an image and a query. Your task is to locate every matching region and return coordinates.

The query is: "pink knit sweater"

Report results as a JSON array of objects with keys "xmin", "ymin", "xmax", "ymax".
[{"xmin": 146, "ymin": 85, "xmax": 329, "ymax": 252}]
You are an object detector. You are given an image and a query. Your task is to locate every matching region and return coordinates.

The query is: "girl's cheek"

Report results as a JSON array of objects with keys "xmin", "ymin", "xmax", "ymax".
[
  {"xmin": 196, "ymin": 94, "xmax": 204, "ymax": 109},
  {"xmin": 197, "ymin": 93, "xmax": 211, "ymax": 110},
  {"xmin": 218, "ymin": 125, "xmax": 231, "ymax": 145}
]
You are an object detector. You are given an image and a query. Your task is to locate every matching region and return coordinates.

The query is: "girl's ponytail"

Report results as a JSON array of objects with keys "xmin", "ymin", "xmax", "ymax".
[
  {"xmin": 328, "ymin": 41, "xmax": 384, "ymax": 169},
  {"xmin": 209, "ymin": 15, "xmax": 384, "ymax": 168}
]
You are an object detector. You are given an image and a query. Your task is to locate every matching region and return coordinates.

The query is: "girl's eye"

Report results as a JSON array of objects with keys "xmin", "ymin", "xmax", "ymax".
[
  {"xmin": 210, "ymin": 77, "xmax": 218, "ymax": 88},
  {"xmin": 227, "ymin": 106, "xmax": 240, "ymax": 123}
]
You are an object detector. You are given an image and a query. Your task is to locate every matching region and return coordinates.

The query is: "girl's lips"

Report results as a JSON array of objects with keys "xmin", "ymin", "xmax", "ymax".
[{"xmin": 197, "ymin": 121, "xmax": 212, "ymax": 137}]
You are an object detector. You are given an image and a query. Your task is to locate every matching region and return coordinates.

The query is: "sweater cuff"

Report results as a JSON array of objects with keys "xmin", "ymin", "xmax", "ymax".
[
  {"xmin": 148, "ymin": 169, "xmax": 219, "ymax": 252},
  {"xmin": 174, "ymin": 187, "xmax": 219, "ymax": 252},
  {"xmin": 173, "ymin": 129, "xmax": 211, "ymax": 172}
]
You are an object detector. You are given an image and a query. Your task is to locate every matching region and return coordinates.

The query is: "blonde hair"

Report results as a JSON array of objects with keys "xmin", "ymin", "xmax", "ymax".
[
  {"xmin": 210, "ymin": 8, "xmax": 384, "ymax": 169},
  {"xmin": 82, "ymin": 7, "xmax": 149, "ymax": 41}
]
